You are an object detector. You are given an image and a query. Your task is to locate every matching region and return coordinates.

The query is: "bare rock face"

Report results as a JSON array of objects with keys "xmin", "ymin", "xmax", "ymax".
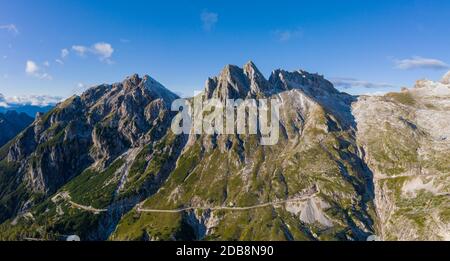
[
  {"xmin": 113, "ymin": 63, "xmax": 375, "ymax": 241},
  {"xmin": 353, "ymin": 78, "xmax": 450, "ymax": 240},
  {"xmin": 204, "ymin": 63, "xmax": 252, "ymax": 100},
  {"xmin": 0, "ymin": 63, "xmax": 448, "ymax": 241},
  {"xmin": 269, "ymin": 69, "xmax": 356, "ymax": 129},
  {"xmin": 0, "ymin": 74, "xmax": 179, "ymax": 217}
]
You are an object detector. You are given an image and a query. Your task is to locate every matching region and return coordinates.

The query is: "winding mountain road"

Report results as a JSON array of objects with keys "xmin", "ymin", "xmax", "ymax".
[
  {"xmin": 65, "ymin": 187, "xmax": 321, "ymax": 214},
  {"xmin": 136, "ymin": 189, "xmax": 319, "ymax": 213},
  {"xmin": 68, "ymin": 201, "xmax": 108, "ymax": 213}
]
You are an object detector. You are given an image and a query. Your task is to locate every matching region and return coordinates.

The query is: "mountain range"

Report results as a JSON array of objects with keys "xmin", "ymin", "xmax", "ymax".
[
  {"xmin": 0, "ymin": 62, "xmax": 448, "ymax": 241},
  {"xmin": 0, "ymin": 93, "xmax": 59, "ymax": 117},
  {"xmin": 0, "ymin": 111, "xmax": 34, "ymax": 147}
]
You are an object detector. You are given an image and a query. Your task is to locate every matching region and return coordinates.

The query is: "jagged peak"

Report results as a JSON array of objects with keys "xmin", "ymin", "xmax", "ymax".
[
  {"xmin": 123, "ymin": 73, "xmax": 171, "ymax": 90},
  {"xmin": 78, "ymin": 73, "xmax": 178, "ymax": 108},
  {"xmin": 270, "ymin": 68, "xmax": 325, "ymax": 81},
  {"xmin": 244, "ymin": 61, "xmax": 267, "ymax": 82},
  {"xmin": 212, "ymin": 64, "xmax": 251, "ymax": 99},
  {"xmin": 269, "ymin": 68, "xmax": 338, "ymax": 95},
  {"xmin": 124, "ymin": 73, "xmax": 142, "ymax": 86},
  {"xmin": 121, "ymin": 73, "xmax": 179, "ymax": 101},
  {"xmin": 219, "ymin": 64, "xmax": 245, "ymax": 80},
  {"xmin": 204, "ymin": 62, "xmax": 273, "ymax": 99},
  {"xmin": 243, "ymin": 60, "xmax": 260, "ymax": 75}
]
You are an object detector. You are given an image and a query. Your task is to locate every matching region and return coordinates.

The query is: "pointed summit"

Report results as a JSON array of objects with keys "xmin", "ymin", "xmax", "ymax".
[
  {"xmin": 141, "ymin": 74, "xmax": 179, "ymax": 103},
  {"xmin": 204, "ymin": 62, "xmax": 272, "ymax": 100},
  {"xmin": 219, "ymin": 64, "xmax": 247, "ymax": 83},
  {"xmin": 124, "ymin": 73, "xmax": 142, "ymax": 87},
  {"xmin": 243, "ymin": 60, "xmax": 259, "ymax": 75},
  {"xmin": 122, "ymin": 73, "xmax": 177, "ymax": 100},
  {"xmin": 211, "ymin": 64, "xmax": 251, "ymax": 100},
  {"xmin": 243, "ymin": 61, "xmax": 270, "ymax": 94}
]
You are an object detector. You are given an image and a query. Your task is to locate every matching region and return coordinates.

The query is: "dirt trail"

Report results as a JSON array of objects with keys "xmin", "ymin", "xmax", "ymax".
[
  {"xmin": 68, "ymin": 201, "xmax": 107, "ymax": 214},
  {"xmin": 65, "ymin": 186, "xmax": 323, "ymax": 214},
  {"xmin": 136, "ymin": 188, "xmax": 319, "ymax": 213}
]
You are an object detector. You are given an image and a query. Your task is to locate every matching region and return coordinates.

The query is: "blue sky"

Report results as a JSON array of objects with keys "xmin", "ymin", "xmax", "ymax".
[{"xmin": 1, "ymin": 0, "xmax": 449, "ymax": 101}]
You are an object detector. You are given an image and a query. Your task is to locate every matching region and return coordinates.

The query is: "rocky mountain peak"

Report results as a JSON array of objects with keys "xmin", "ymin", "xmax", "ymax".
[
  {"xmin": 0, "ymin": 72, "xmax": 181, "ymax": 196},
  {"xmin": 269, "ymin": 69, "xmax": 338, "ymax": 95},
  {"xmin": 141, "ymin": 74, "xmax": 179, "ymax": 103},
  {"xmin": 118, "ymin": 73, "xmax": 179, "ymax": 104},
  {"xmin": 205, "ymin": 62, "xmax": 273, "ymax": 100},
  {"xmin": 1, "ymin": 65, "xmax": 449, "ymax": 241},
  {"xmin": 243, "ymin": 61, "xmax": 270, "ymax": 95},
  {"xmin": 202, "ymin": 63, "xmax": 352, "ymax": 130},
  {"xmin": 220, "ymin": 64, "xmax": 249, "ymax": 86},
  {"xmin": 123, "ymin": 73, "xmax": 142, "ymax": 89},
  {"xmin": 270, "ymin": 68, "xmax": 356, "ymax": 130},
  {"xmin": 205, "ymin": 64, "xmax": 251, "ymax": 100},
  {"xmin": 243, "ymin": 60, "xmax": 260, "ymax": 77}
]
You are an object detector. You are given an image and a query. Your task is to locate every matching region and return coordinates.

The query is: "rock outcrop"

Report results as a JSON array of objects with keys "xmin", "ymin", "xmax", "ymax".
[
  {"xmin": 112, "ymin": 62, "xmax": 375, "ymax": 241},
  {"xmin": 0, "ymin": 64, "xmax": 448, "ymax": 241},
  {"xmin": 0, "ymin": 74, "xmax": 179, "ymax": 229},
  {"xmin": 353, "ymin": 73, "xmax": 450, "ymax": 240}
]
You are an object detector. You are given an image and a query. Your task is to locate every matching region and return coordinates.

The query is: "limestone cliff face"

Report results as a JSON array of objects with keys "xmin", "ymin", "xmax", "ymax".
[
  {"xmin": 0, "ymin": 74, "xmax": 179, "ymax": 227},
  {"xmin": 353, "ymin": 73, "xmax": 450, "ymax": 240},
  {"xmin": 113, "ymin": 62, "xmax": 375, "ymax": 241},
  {"xmin": 0, "ymin": 65, "xmax": 448, "ymax": 241}
]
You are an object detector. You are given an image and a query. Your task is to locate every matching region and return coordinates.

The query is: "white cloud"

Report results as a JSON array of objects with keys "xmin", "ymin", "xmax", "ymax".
[
  {"xmin": 0, "ymin": 24, "xmax": 19, "ymax": 35},
  {"xmin": 362, "ymin": 91, "xmax": 388, "ymax": 96},
  {"xmin": 273, "ymin": 28, "xmax": 303, "ymax": 42},
  {"xmin": 25, "ymin": 60, "xmax": 52, "ymax": 80},
  {"xmin": 201, "ymin": 10, "xmax": 218, "ymax": 31},
  {"xmin": 3, "ymin": 94, "xmax": 63, "ymax": 107},
  {"xmin": 70, "ymin": 42, "xmax": 114, "ymax": 63},
  {"xmin": 120, "ymin": 38, "xmax": 130, "ymax": 43},
  {"xmin": 72, "ymin": 45, "xmax": 88, "ymax": 56},
  {"xmin": 331, "ymin": 77, "xmax": 398, "ymax": 89},
  {"xmin": 61, "ymin": 48, "xmax": 69, "ymax": 58},
  {"xmin": 395, "ymin": 56, "xmax": 448, "ymax": 70},
  {"xmin": 55, "ymin": 59, "xmax": 64, "ymax": 65},
  {"xmin": 26, "ymin": 60, "xmax": 39, "ymax": 75},
  {"xmin": 92, "ymin": 42, "xmax": 114, "ymax": 62},
  {"xmin": 43, "ymin": 61, "xmax": 50, "ymax": 67}
]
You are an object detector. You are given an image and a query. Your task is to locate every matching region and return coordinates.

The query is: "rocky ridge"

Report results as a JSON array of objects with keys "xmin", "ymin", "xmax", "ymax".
[
  {"xmin": 353, "ymin": 73, "xmax": 450, "ymax": 240},
  {"xmin": 0, "ymin": 63, "xmax": 448, "ymax": 241}
]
